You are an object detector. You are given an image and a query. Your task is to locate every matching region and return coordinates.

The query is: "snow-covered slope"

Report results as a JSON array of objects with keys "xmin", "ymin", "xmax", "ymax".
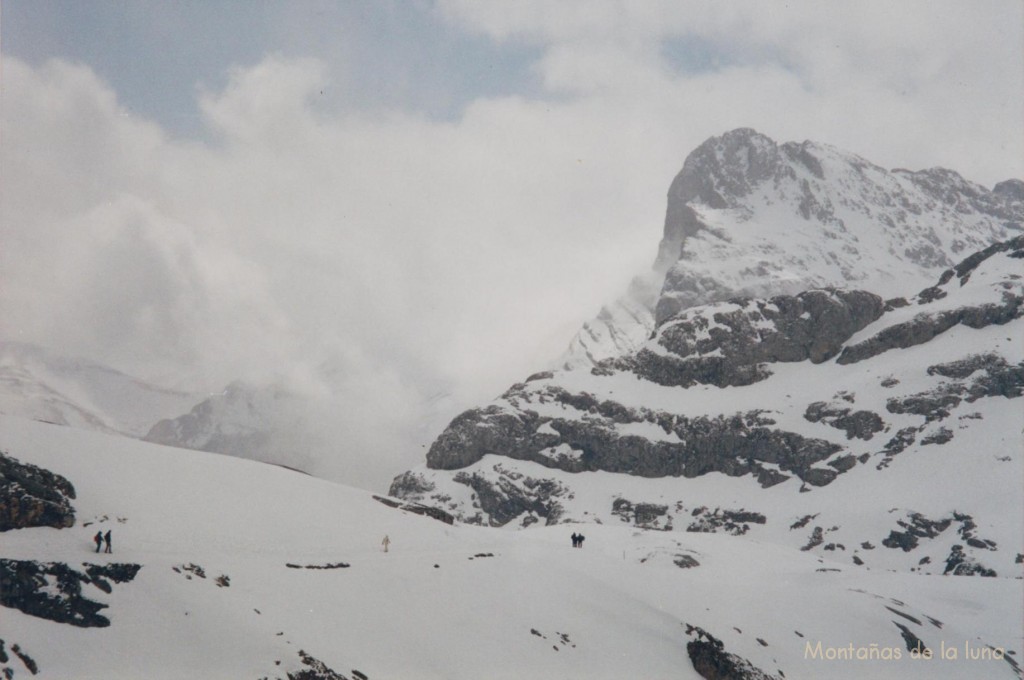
[
  {"xmin": 561, "ymin": 128, "xmax": 1023, "ymax": 368},
  {"xmin": 392, "ymin": 237, "xmax": 1024, "ymax": 582},
  {"xmin": 2, "ymin": 415, "xmax": 1021, "ymax": 679},
  {"xmin": 0, "ymin": 342, "xmax": 200, "ymax": 438}
]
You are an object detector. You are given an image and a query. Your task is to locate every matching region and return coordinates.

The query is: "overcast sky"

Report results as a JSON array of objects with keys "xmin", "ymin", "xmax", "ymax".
[{"xmin": 2, "ymin": 1, "xmax": 1022, "ymax": 488}]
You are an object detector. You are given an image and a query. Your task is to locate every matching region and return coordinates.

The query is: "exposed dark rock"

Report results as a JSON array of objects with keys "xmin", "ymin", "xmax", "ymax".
[
  {"xmin": 876, "ymin": 427, "xmax": 920, "ymax": 470},
  {"xmin": 285, "ymin": 563, "xmax": 349, "ymax": 570},
  {"xmin": 800, "ymin": 527, "xmax": 824, "ymax": 551},
  {"xmin": 789, "ymin": 514, "xmax": 817, "ymax": 530},
  {"xmin": 804, "ymin": 402, "xmax": 885, "ymax": 440},
  {"xmin": 612, "ymin": 499, "xmax": 670, "ymax": 529},
  {"xmin": 10, "ymin": 644, "xmax": 37, "ymax": 676},
  {"xmin": 839, "ymin": 294, "xmax": 1024, "ymax": 364},
  {"xmin": 885, "ymin": 606, "xmax": 922, "ymax": 626},
  {"xmin": 943, "ymin": 545, "xmax": 997, "ymax": 577},
  {"xmin": 674, "ymin": 554, "xmax": 700, "ymax": 569},
  {"xmin": 886, "ymin": 357, "xmax": 1024, "ymax": 423},
  {"xmin": 386, "ymin": 473, "xmax": 434, "ymax": 498},
  {"xmin": 838, "ymin": 239, "xmax": 1024, "ymax": 365},
  {"xmin": 416, "ymin": 393, "xmax": 843, "ymax": 487},
  {"xmin": 372, "ymin": 495, "xmax": 454, "ymax": 525},
  {"xmin": 452, "ymin": 467, "xmax": 567, "ymax": 527},
  {"xmin": 425, "ymin": 405, "xmax": 543, "ymax": 471},
  {"xmin": 688, "ymin": 507, "xmax": 766, "ymax": 536},
  {"xmin": 636, "ymin": 290, "xmax": 884, "ymax": 388},
  {"xmin": 882, "ymin": 513, "xmax": 952, "ymax": 552},
  {"xmin": 893, "ymin": 622, "xmax": 928, "ymax": 654},
  {"xmin": 0, "ymin": 559, "xmax": 140, "ymax": 627},
  {"xmin": 928, "ymin": 353, "xmax": 1006, "ymax": 379},
  {"xmin": 920, "ymin": 428, "xmax": 953, "ymax": 446},
  {"xmin": 268, "ymin": 650, "xmax": 351, "ymax": 680},
  {"xmin": 173, "ymin": 563, "xmax": 206, "ymax": 580},
  {"xmin": 0, "ymin": 452, "xmax": 76, "ymax": 532},
  {"xmin": 685, "ymin": 623, "xmax": 782, "ymax": 680}
]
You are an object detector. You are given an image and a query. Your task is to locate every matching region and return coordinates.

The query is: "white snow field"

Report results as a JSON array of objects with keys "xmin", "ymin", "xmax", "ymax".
[{"xmin": 1, "ymin": 415, "xmax": 1020, "ymax": 680}]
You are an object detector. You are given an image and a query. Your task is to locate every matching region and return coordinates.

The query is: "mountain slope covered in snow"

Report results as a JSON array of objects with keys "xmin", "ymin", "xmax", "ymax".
[
  {"xmin": 0, "ymin": 342, "xmax": 201, "ymax": 438},
  {"xmin": 392, "ymin": 237, "xmax": 1023, "ymax": 583},
  {"xmin": 561, "ymin": 128, "xmax": 1023, "ymax": 368},
  {"xmin": 1, "ymin": 415, "xmax": 1021, "ymax": 679}
]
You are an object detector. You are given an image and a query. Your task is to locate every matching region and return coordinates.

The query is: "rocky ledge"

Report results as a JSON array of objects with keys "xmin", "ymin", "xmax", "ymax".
[
  {"xmin": 0, "ymin": 452, "xmax": 76, "ymax": 531},
  {"xmin": 0, "ymin": 559, "xmax": 141, "ymax": 628}
]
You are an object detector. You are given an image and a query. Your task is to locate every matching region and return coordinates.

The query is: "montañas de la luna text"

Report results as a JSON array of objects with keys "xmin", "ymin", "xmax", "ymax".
[{"xmin": 805, "ymin": 641, "xmax": 1006, "ymax": 661}]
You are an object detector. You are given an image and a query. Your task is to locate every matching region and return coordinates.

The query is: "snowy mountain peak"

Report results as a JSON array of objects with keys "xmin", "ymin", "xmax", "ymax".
[{"xmin": 563, "ymin": 129, "xmax": 1023, "ymax": 368}]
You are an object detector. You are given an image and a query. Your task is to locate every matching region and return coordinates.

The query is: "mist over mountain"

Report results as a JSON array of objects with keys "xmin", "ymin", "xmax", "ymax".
[
  {"xmin": 562, "ymin": 128, "xmax": 1022, "ymax": 368},
  {"xmin": 1, "ymin": 128, "xmax": 1021, "ymax": 680},
  {"xmin": 2, "ymin": 129, "xmax": 1021, "ymax": 496}
]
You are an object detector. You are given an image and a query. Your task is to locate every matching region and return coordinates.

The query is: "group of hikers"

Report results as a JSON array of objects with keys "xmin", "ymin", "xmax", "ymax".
[
  {"xmin": 570, "ymin": 532, "xmax": 586, "ymax": 548},
  {"xmin": 93, "ymin": 530, "xmax": 113, "ymax": 553}
]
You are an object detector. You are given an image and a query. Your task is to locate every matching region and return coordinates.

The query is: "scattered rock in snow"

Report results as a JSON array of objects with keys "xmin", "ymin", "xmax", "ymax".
[
  {"xmin": 803, "ymin": 402, "xmax": 885, "ymax": 440},
  {"xmin": 685, "ymin": 624, "xmax": 782, "ymax": 680},
  {"xmin": 687, "ymin": 507, "xmax": 767, "ymax": 536},
  {"xmin": 0, "ymin": 559, "xmax": 140, "ymax": 628}
]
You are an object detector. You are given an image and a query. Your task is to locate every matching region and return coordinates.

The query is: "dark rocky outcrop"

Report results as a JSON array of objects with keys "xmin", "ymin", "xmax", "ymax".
[
  {"xmin": 0, "ymin": 559, "xmax": 140, "ymax": 627},
  {"xmin": 838, "ymin": 236, "xmax": 1024, "ymax": 365},
  {"xmin": 0, "ymin": 452, "xmax": 76, "ymax": 531},
  {"xmin": 882, "ymin": 513, "xmax": 952, "ymax": 552},
  {"xmin": 371, "ymin": 495, "xmax": 455, "ymax": 525},
  {"xmin": 893, "ymin": 622, "xmax": 928, "ymax": 654},
  {"xmin": 687, "ymin": 507, "xmax": 767, "ymax": 536},
  {"xmin": 804, "ymin": 402, "xmax": 885, "ymax": 440},
  {"xmin": 838, "ymin": 296, "xmax": 1022, "ymax": 365},
  {"xmin": 885, "ymin": 357, "xmax": 1024, "ymax": 422},
  {"xmin": 423, "ymin": 396, "xmax": 844, "ymax": 488},
  {"xmin": 612, "ymin": 499, "xmax": 670, "ymax": 529},
  {"xmin": 452, "ymin": 468, "xmax": 568, "ymax": 527},
  {"xmin": 685, "ymin": 624, "xmax": 782, "ymax": 680},
  {"xmin": 0, "ymin": 640, "xmax": 39, "ymax": 678},
  {"xmin": 634, "ymin": 290, "xmax": 884, "ymax": 388},
  {"xmin": 260, "ymin": 649, "xmax": 355, "ymax": 680},
  {"xmin": 943, "ymin": 545, "xmax": 997, "ymax": 577}
]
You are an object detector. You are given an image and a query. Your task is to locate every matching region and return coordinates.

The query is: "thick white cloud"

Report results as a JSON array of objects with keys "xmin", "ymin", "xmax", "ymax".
[
  {"xmin": 440, "ymin": 0, "xmax": 1023, "ymax": 186},
  {"xmin": 1, "ymin": 2, "xmax": 1021, "ymax": 488}
]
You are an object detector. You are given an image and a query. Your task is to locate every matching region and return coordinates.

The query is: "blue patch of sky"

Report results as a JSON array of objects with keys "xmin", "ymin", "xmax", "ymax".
[
  {"xmin": 2, "ymin": 0, "xmax": 544, "ymax": 140},
  {"xmin": 660, "ymin": 35, "xmax": 745, "ymax": 75}
]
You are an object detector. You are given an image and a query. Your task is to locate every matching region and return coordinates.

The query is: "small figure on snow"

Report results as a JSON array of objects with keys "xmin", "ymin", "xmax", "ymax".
[
  {"xmin": 94, "ymin": 531, "xmax": 104, "ymax": 553},
  {"xmin": 571, "ymin": 532, "xmax": 579, "ymax": 548},
  {"xmin": 104, "ymin": 529, "xmax": 112, "ymax": 554},
  {"xmin": 382, "ymin": 534, "xmax": 391, "ymax": 553},
  {"xmin": 577, "ymin": 534, "xmax": 585, "ymax": 549}
]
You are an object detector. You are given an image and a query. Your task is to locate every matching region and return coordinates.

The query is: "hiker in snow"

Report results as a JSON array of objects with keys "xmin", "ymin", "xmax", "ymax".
[
  {"xmin": 571, "ymin": 532, "xmax": 579, "ymax": 548},
  {"xmin": 382, "ymin": 535, "xmax": 390, "ymax": 553},
  {"xmin": 104, "ymin": 529, "xmax": 112, "ymax": 554},
  {"xmin": 578, "ymin": 534, "xmax": 585, "ymax": 549},
  {"xmin": 94, "ymin": 531, "xmax": 104, "ymax": 553}
]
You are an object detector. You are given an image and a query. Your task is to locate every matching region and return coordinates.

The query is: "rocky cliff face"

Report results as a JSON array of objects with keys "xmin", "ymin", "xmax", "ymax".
[
  {"xmin": 392, "ymin": 196, "xmax": 1023, "ymax": 576},
  {"xmin": 0, "ymin": 452, "xmax": 76, "ymax": 531},
  {"xmin": 560, "ymin": 128, "xmax": 1023, "ymax": 368}
]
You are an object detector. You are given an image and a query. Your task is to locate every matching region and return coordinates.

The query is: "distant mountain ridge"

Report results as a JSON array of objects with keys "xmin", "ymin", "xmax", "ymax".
[
  {"xmin": 561, "ymin": 128, "xmax": 1023, "ymax": 369},
  {"xmin": 0, "ymin": 342, "xmax": 200, "ymax": 438}
]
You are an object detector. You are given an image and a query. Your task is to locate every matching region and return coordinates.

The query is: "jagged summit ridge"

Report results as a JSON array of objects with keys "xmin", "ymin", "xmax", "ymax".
[{"xmin": 561, "ymin": 128, "xmax": 1023, "ymax": 368}]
